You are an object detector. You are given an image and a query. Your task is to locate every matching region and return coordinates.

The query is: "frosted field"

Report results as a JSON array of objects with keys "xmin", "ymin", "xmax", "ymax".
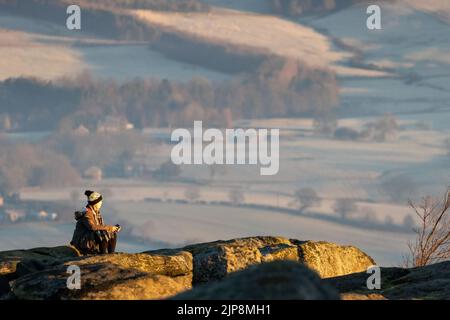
[
  {"xmin": 78, "ymin": 44, "xmax": 229, "ymax": 82},
  {"xmin": 0, "ymin": 29, "xmax": 85, "ymax": 81},
  {"xmin": 21, "ymin": 112, "xmax": 450, "ymax": 210},
  {"xmin": 0, "ymin": 13, "xmax": 229, "ymax": 82},
  {"xmin": 306, "ymin": 2, "xmax": 450, "ymax": 119},
  {"xmin": 132, "ymin": 7, "xmax": 387, "ymax": 78}
]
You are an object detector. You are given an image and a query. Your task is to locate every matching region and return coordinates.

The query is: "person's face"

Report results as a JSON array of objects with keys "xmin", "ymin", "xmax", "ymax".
[{"xmin": 93, "ymin": 201, "xmax": 103, "ymax": 212}]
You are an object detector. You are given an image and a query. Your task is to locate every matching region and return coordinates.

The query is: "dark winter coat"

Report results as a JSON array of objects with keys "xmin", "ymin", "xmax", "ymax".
[{"xmin": 70, "ymin": 206, "xmax": 114, "ymax": 254}]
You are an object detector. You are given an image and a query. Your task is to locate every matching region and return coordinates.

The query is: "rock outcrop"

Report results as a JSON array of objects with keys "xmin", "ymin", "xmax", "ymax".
[
  {"xmin": 325, "ymin": 260, "xmax": 450, "ymax": 300},
  {"xmin": 172, "ymin": 260, "xmax": 340, "ymax": 300},
  {"xmin": 13, "ymin": 262, "xmax": 191, "ymax": 300},
  {"xmin": 147, "ymin": 236, "xmax": 374, "ymax": 284},
  {"xmin": 11, "ymin": 251, "xmax": 193, "ymax": 300},
  {"xmin": 0, "ymin": 246, "xmax": 80, "ymax": 297},
  {"xmin": 296, "ymin": 241, "xmax": 376, "ymax": 278},
  {"xmin": 0, "ymin": 236, "xmax": 377, "ymax": 300}
]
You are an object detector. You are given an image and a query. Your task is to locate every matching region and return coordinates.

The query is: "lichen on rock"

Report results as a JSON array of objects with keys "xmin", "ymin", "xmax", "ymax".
[{"xmin": 297, "ymin": 241, "xmax": 376, "ymax": 278}]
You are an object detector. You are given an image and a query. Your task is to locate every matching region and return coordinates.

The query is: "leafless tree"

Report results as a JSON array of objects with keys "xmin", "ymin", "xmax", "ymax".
[
  {"xmin": 373, "ymin": 113, "xmax": 398, "ymax": 142},
  {"xmin": 361, "ymin": 113, "xmax": 399, "ymax": 142},
  {"xmin": 334, "ymin": 198, "xmax": 357, "ymax": 219},
  {"xmin": 445, "ymin": 138, "xmax": 450, "ymax": 156},
  {"xmin": 292, "ymin": 188, "xmax": 321, "ymax": 213},
  {"xmin": 384, "ymin": 215, "xmax": 394, "ymax": 226},
  {"xmin": 380, "ymin": 174, "xmax": 418, "ymax": 203},
  {"xmin": 313, "ymin": 115, "xmax": 337, "ymax": 137},
  {"xmin": 360, "ymin": 207, "xmax": 378, "ymax": 224},
  {"xmin": 229, "ymin": 188, "xmax": 245, "ymax": 205},
  {"xmin": 185, "ymin": 187, "xmax": 200, "ymax": 203},
  {"xmin": 405, "ymin": 190, "xmax": 450, "ymax": 267},
  {"xmin": 403, "ymin": 214, "xmax": 416, "ymax": 230}
]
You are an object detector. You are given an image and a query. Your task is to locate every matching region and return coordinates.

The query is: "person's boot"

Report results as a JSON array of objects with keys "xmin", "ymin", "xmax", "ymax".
[{"xmin": 108, "ymin": 234, "xmax": 117, "ymax": 253}]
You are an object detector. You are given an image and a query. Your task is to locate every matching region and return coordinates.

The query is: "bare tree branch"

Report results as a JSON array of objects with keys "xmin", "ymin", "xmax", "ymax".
[{"xmin": 406, "ymin": 188, "xmax": 450, "ymax": 267}]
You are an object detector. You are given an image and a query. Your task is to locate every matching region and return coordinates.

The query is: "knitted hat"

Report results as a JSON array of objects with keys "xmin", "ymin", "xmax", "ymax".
[{"xmin": 85, "ymin": 190, "xmax": 103, "ymax": 206}]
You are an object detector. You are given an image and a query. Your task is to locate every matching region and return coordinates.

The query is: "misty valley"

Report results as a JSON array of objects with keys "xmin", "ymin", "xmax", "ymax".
[{"xmin": 0, "ymin": 0, "xmax": 450, "ymax": 303}]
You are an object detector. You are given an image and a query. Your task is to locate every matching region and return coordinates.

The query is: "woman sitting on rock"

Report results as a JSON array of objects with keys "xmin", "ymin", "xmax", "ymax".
[{"xmin": 71, "ymin": 190, "xmax": 120, "ymax": 255}]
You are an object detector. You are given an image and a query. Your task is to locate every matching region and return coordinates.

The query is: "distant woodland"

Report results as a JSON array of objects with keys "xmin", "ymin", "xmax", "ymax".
[
  {"xmin": 76, "ymin": 0, "xmax": 209, "ymax": 11},
  {"xmin": 0, "ymin": 57, "xmax": 339, "ymax": 131},
  {"xmin": 0, "ymin": 0, "xmax": 208, "ymax": 13}
]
